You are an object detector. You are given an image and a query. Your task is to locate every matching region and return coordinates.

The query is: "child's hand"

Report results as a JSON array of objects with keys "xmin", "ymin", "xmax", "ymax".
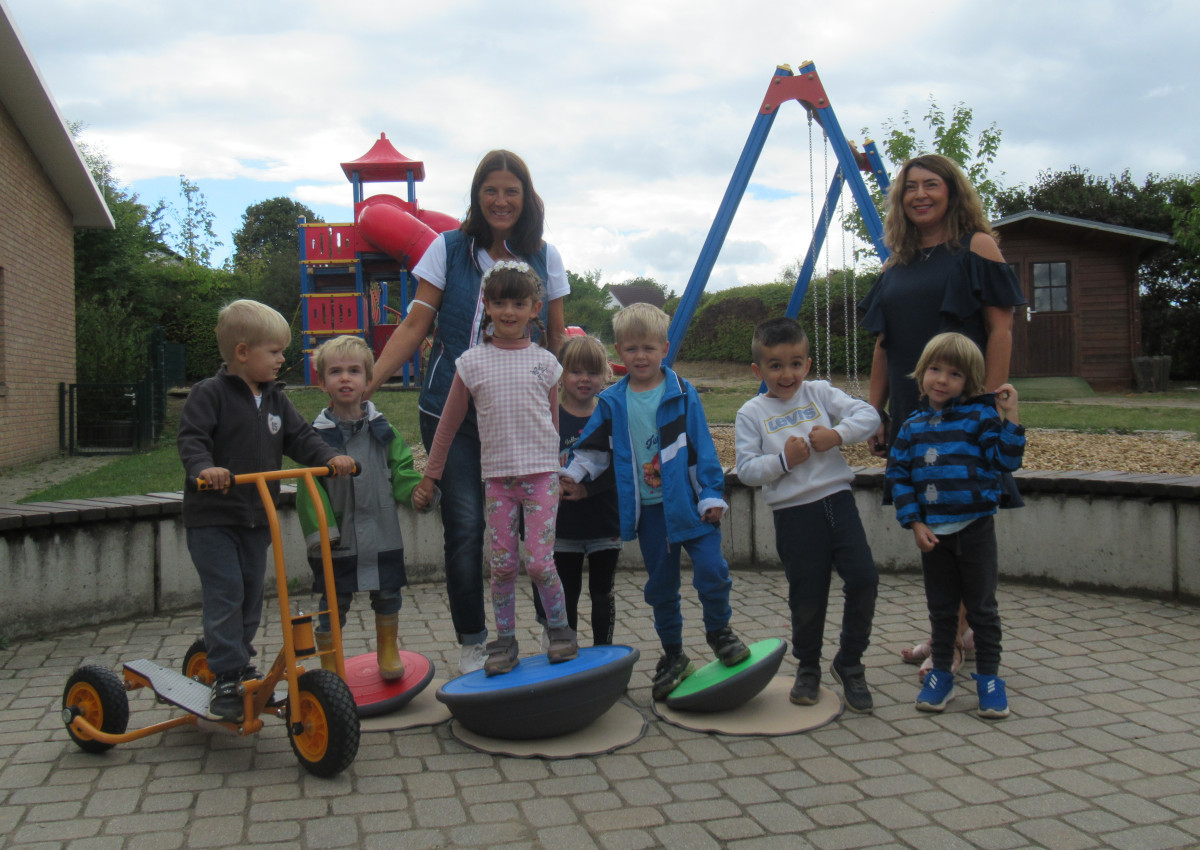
[
  {"xmin": 412, "ymin": 477, "xmax": 436, "ymax": 510},
  {"xmin": 995, "ymin": 383, "xmax": 1019, "ymax": 424},
  {"xmin": 866, "ymin": 422, "xmax": 889, "ymax": 457},
  {"xmin": 329, "ymin": 455, "xmax": 356, "ymax": 476},
  {"xmin": 198, "ymin": 466, "xmax": 231, "ymax": 493},
  {"xmin": 807, "ymin": 425, "xmax": 842, "ymax": 453},
  {"xmin": 702, "ymin": 506, "xmax": 724, "ymax": 524},
  {"xmin": 560, "ymin": 479, "xmax": 586, "ymax": 501},
  {"xmin": 911, "ymin": 522, "xmax": 939, "ymax": 553},
  {"xmin": 783, "ymin": 435, "xmax": 810, "ymax": 467}
]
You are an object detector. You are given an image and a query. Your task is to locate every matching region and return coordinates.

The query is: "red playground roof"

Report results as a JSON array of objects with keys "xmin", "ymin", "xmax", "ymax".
[{"xmin": 340, "ymin": 133, "xmax": 425, "ymax": 183}]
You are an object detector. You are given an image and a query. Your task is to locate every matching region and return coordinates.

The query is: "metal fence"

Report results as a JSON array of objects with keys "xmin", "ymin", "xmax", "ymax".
[{"xmin": 59, "ymin": 326, "xmax": 187, "ymax": 456}]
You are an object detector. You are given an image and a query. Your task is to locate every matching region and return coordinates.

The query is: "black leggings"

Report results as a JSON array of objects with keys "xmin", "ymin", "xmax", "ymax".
[{"xmin": 532, "ymin": 548, "xmax": 619, "ymax": 644}]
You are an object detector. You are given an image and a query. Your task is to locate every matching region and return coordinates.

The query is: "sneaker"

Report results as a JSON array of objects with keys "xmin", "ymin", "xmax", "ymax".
[
  {"xmin": 651, "ymin": 651, "xmax": 695, "ymax": 701},
  {"xmin": 972, "ymin": 672, "xmax": 1010, "ymax": 719},
  {"xmin": 459, "ymin": 642, "xmax": 487, "ymax": 675},
  {"xmin": 483, "ymin": 636, "xmax": 519, "ymax": 677},
  {"xmin": 241, "ymin": 664, "xmax": 282, "ymax": 707},
  {"xmin": 546, "ymin": 626, "xmax": 578, "ymax": 663},
  {"xmin": 706, "ymin": 627, "xmax": 751, "ymax": 667},
  {"xmin": 830, "ymin": 652, "xmax": 873, "ymax": 714},
  {"xmin": 789, "ymin": 666, "xmax": 821, "ymax": 706},
  {"xmin": 916, "ymin": 668, "xmax": 954, "ymax": 712},
  {"xmin": 207, "ymin": 673, "xmax": 244, "ymax": 723}
]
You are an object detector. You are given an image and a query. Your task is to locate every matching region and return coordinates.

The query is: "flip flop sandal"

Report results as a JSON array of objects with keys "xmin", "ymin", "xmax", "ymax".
[
  {"xmin": 918, "ymin": 645, "xmax": 964, "ymax": 683},
  {"xmin": 901, "ymin": 642, "xmax": 932, "ymax": 664}
]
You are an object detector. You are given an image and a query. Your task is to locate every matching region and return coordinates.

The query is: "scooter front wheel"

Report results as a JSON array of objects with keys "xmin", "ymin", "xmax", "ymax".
[
  {"xmin": 62, "ymin": 665, "xmax": 129, "ymax": 753},
  {"xmin": 288, "ymin": 669, "xmax": 360, "ymax": 777}
]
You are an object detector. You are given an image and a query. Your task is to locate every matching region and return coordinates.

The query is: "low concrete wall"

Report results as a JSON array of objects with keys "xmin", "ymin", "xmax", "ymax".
[{"xmin": 2, "ymin": 468, "xmax": 1197, "ymax": 642}]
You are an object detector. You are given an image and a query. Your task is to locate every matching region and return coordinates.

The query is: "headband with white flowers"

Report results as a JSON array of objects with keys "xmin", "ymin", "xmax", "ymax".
[{"xmin": 480, "ymin": 260, "xmax": 532, "ymax": 286}]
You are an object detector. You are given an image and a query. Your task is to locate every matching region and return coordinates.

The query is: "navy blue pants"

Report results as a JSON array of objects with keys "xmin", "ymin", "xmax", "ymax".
[
  {"xmin": 921, "ymin": 515, "xmax": 1002, "ymax": 675},
  {"xmin": 774, "ymin": 490, "xmax": 877, "ymax": 668}
]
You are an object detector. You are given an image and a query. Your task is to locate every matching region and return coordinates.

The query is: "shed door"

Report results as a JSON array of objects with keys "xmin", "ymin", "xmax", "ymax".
[{"xmin": 1022, "ymin": 260, "xmax": 1076, "ymax": 376}]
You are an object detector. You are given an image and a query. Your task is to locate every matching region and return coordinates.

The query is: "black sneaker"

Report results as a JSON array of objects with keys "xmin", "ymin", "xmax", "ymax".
[
  {"xmin": 706, "ymin": 627, "xmax": 751, "ymax": 667},
  {"xmin": 207, "ymin": 673, "xmax": 244, "ymax": 722},
  {"xmin": 241, "ymin": 665, "xmax": 282, "ymax": 708},
  {"xmin": 652, "ymin": 651, "xmax": 695, "ymax": 701},
  {"xmin": 830, "ymin": 651, "xmax": 873, "ymax": 714},
  {"xmin": 790, "ymin": 666, "xmax": 821, "ymax": 706}
]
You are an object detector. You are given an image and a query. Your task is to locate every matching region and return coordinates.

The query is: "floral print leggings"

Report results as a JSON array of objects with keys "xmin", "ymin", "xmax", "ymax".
[{"xmin": 485, "ymin": 471, "xmax": 567, "ymax": 637}]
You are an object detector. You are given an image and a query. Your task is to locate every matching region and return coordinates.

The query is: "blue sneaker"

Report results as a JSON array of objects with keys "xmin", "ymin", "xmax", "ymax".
[
  {"xmin": 916, "ymin": 668, "xmax": 954, "ymax": 712},
  {"xmin": 972, "ymin": 673, "xmax": 1010, "ymax": 719}
]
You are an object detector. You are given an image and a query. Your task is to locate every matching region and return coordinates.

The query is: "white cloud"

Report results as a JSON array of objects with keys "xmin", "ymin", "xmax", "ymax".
[{"xmin": 9, "ymin": 0, "xmax": 1200, "ymax": 285}]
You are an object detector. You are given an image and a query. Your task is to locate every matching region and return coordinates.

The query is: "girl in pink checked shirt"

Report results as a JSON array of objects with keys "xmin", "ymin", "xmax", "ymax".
[{"xmin": 414, "ymin": 261, "xmax": 577, "ymax": 676}]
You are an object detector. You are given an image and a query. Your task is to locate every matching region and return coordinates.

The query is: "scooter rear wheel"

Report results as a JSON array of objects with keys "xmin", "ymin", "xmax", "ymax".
[
  {"xmin": 288, "ymin": 669, "xmax": 360, "ymax": 777},
  {"xmin": 182, "ymin": 638, "xmax": 214, "ymax": 684},
  {"xmin": 63, "ymin": 665, "xmax": 129, "ymax": 753}
]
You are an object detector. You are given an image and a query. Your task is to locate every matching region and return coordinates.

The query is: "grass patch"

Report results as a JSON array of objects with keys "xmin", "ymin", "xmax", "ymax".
[
  {"xmin": 18, "ymin": 369, "xmax": 1199, "ymax": 503},
  {"xmin": 1021, "ymin": 403, "xmax": 1200, "ymax": 438}
]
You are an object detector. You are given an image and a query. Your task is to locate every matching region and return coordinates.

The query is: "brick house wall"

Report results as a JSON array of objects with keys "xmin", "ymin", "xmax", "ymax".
[{"xmin": 0, "ymin": 99, "xmax": 77, "ymax": 469}]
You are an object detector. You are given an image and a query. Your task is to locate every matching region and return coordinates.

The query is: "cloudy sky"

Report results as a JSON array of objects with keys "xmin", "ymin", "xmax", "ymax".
[{"xmin": 8, "ymin": 0, "xmax": 1198, "ymax": 292}]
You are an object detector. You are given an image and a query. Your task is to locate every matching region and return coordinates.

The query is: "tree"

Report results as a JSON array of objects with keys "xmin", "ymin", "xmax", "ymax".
[
  {"xmin": 847, "ymin": 97, "xmax": 1004, "ymax": 258},
  {"xmin": 231, "ymin": 197, "xmax": 319, "ymax": 320},
  {"xmin": 70, "ymin": 124, "xmax": 237, "ymax": 382},
  {"xmin": 233, "ymin": 197, "xmax": 319, "ymax": 270},
  {"xmin": 169, "ymin": 176, "xmax": 222, "ymax": 266},
  {"xmin": 997, "ymin": 167, "xmax": 1200, "ymax": 378},
  {"xmin": 563, "ymin": 269, "xmax": 616, "ymax": 339}
]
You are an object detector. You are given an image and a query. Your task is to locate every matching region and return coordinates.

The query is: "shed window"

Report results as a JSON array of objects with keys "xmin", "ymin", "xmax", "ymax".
[{"xmin": 1032, "ymin": 261, "xmax": 1069, "ymax": 312}]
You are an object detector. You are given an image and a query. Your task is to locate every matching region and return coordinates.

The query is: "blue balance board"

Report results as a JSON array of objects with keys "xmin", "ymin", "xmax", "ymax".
[
  {"xmin": 437, "ymin": 645, "xmax": 639, "ymax": 740},
  {"xmin": 665, "ymin": 637, "xmax": 787, "ymax": 713}
]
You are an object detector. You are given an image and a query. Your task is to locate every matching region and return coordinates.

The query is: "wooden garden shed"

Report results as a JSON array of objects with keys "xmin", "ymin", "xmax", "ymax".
[{"xmin": 992, "ymin": 211, "xmax": 1173, "ymax": 391}]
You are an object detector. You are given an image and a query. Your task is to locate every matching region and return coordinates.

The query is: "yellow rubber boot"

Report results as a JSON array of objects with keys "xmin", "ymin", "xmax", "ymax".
[
  {"xmin": 375, "ymin": 613, "xmax": 406, "ymax": 681},
  {"xmin": 314, "ymin": 631, "xmax": 338, "ymax": 673}
]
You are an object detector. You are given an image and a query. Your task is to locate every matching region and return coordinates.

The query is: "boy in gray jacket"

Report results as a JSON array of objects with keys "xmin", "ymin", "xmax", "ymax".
[{"xmin": 297, "ymin": 335, "xmax": 432, "ymax": 681}]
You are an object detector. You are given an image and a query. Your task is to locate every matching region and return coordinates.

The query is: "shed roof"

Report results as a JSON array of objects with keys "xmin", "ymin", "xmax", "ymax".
[
  {"xmin": 0, "ymin": 2, "xmax": 112, "ymax": 229},
  {"xmin": 992, "ymin": 210, "xmax": 1173, "ymax": 247}
]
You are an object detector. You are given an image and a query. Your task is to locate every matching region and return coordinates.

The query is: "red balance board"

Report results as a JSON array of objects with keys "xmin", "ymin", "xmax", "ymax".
[{"xmin": 343, "ymin": 651, "xmax": 434, "ymax": 718}]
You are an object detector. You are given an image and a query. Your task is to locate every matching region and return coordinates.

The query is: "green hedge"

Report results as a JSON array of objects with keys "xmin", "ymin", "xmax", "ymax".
[{"xmin": 674, "ymin": 271, "xmax": 879, "ymax": 371}]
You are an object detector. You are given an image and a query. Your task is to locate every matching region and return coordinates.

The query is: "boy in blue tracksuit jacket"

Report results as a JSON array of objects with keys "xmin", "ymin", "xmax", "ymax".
[
  {"xmin": 561, "ymin": 303, "xmax": 750, "ymax": 700},
  {"xmin": 887, "ymin": 332, "xmax": 1024, "ymax": 720}
]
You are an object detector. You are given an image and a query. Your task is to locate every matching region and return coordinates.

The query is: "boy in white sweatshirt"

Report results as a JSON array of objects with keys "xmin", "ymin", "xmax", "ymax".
[{"xmin": 735, "ymin": 318, "xmax": 881, "ymax": 713}]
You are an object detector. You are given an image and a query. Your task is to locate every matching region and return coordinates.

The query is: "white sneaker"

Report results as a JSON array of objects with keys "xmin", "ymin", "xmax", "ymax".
[
  {"xmin": 459, "ymin": 642, "xmax": 487, "ymax": 674},
  {"xmin": 540, "ymin": 627, "xmax": 550, "ymax": 655}
]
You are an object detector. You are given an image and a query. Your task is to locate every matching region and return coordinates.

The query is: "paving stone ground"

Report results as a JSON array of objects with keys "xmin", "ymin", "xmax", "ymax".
[{"xmin": 2, "ymin": 569, "xmax": 1199, "ymax": 849}]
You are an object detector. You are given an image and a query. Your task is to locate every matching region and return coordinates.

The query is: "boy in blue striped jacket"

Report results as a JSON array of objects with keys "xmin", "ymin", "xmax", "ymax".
[{"xmin": 887, "ymin": 332, "xmax": 1024, "ymax": 719}]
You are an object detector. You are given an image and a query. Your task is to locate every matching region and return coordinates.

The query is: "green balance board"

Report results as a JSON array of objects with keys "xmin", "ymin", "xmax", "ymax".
[{"xmin": 665, "ymin": 637, "xmax": 787, "ymax": 713}]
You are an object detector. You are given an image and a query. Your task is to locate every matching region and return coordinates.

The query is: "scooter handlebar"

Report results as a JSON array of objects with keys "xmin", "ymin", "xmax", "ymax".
[{"xmin": 191, "ymin": 463, "xmax": 360, "ymax": 492}]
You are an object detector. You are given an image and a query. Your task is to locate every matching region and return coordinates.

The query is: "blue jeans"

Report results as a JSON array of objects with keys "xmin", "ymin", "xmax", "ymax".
[
  {"xmin": 420, "ymin": 410, "xmax": 487, "ymax": 645},
  {"xmin": 187, "ymin": 525, "xmax": 272, "ymax": 677},
  {"xmin": 637, "ymin": 503, "xmax": 732, "ymax": 647},
  {"xmin": 774, "ymin": 491, "xmax": 877, "ymax": 667}
]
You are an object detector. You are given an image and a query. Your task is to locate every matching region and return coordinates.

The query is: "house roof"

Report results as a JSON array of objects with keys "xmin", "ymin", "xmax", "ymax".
[
  {"xmin": 606, "ymin": 283, "xmax": 667, "ymax": 309},
  {"xmin": 0, "ymin": 2, "xmax": 113, "ymax": 229},
  {"xmin": 992, "ymin": 210, "xmax": 1173, "ymax": 247}
]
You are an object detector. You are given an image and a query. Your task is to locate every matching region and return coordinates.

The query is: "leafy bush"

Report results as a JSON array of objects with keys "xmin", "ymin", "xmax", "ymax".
[{"xmin": 674, "ymin": 270, "xmax": 879, "ymax": 372}]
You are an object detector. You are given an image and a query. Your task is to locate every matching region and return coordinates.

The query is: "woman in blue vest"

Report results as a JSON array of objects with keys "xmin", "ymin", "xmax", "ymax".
[{"xmin": 367, "ymin": 150, "xmax": 568, "ymax": 674}]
